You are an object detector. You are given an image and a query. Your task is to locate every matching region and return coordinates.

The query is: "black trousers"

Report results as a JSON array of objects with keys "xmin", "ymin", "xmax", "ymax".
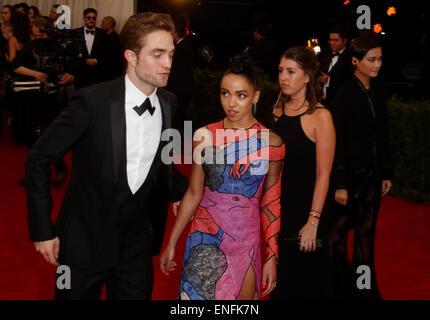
[
  {"xmin": 55, "ymin": 228, "xmax": 154, "ymax": 300},
  {"xmin": 328, "ymin": 178, "xmax": 382, "ymax": 299}
]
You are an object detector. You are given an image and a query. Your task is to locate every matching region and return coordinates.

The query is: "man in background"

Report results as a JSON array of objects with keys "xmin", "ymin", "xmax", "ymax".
[
  {"xmin": 101, "ymin": 16, "xmax": 123, "ymax": 80},
  {"xmin": 73, "ymin": 8, "xmax": 107, "ymax": 88},
  {"xmin": 318, "ymin": 27, "xmax": 353, "ymax": 108}
]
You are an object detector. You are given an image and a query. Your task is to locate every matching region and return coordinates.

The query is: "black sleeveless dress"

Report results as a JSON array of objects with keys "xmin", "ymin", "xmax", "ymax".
[{"xmin": 270, "ymin": 108, "xmax": 335, "ymax": 299}]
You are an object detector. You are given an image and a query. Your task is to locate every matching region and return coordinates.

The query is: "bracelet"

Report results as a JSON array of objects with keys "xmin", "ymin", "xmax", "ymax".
[
  {"xmin": 311, "ymin": 209, "xmax": 321, "ymax": 214},
  {"xmin": 309, "ymin": 211, "xmax": 321, "ymax": 219}
]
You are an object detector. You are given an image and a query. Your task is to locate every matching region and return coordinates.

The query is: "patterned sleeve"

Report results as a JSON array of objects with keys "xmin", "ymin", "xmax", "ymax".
[{"xmin": 260, "ymin": 142, "xmax": 285, "ymax": 262}]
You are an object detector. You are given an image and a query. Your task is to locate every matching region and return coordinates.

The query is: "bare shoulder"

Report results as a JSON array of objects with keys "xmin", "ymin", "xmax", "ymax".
[
  {"xmin": 314, "ymin": 105, "xmax": 333, "ymax": 122},
  {"xmin": 8, "ymin": 36, "xmax": 17, "ymax": 45}
]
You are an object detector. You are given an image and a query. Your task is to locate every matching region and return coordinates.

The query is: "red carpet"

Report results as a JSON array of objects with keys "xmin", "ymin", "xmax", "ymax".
[{"xmin": 0, "ymin": 123, "xmax": 429, "ymax": 300}]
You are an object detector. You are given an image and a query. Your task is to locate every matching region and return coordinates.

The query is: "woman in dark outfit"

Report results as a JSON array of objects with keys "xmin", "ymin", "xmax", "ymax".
[
  {"xmin": 270, "ymin": 47, "xmax": 336, "ymax": 299},
  {"xmin": 329, "ymin": 36, "xmax": 392, "ymax": 299}
]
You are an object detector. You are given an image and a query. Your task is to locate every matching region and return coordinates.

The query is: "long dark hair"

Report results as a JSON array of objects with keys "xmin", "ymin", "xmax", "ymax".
[
  {"xmin": 11, "ymin": 11, "xmax": 30, "ymax": 46},
  {"xmin": 28, "ymin": 6, "xmax": 40, "ymax": 17},
  {"xmin": 274, "ymin": 46, "xmax": 322, "ymax": 114}
]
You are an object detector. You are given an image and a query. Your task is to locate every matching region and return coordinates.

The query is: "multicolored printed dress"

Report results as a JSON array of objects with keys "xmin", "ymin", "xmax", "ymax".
[{"xmin": 178, "ymin": 120, "xmax": 285, "ymax": 300}]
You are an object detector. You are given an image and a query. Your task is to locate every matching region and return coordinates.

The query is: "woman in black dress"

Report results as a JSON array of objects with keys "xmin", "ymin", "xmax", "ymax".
[
  {"xmin": 329, "ymin": 36, "xmax": 392, "ymax": 299},
  {"xmin": 270, "ymin": 47, "xmax": 336, "ymax": 299}
]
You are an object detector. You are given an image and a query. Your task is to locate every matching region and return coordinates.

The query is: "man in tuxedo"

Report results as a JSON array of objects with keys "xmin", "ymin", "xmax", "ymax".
[
  {"xmin": 245, "ymin": 24, "xmax": 280, "ymax": 81},
  {"xmin": 25, "ymin": 12, "xmax": 188, "ymax": 300},
  {"xmin": 318, "ymin": 27, "xmax": 353, "ymax": 108},
  {"xmin": 48, "ymin": 4, "xmax": 61, "ymax": 26},
  {"xmin": 74, "ymin": 8, "xmax": 107, "ymax": 89},
  {"xmin": 101, "ymin": 16, "xmax": 124, "ymax": 80}
]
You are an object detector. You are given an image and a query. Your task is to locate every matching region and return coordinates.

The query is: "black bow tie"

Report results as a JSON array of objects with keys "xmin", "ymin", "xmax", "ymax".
[
  {"xmin": 133, "ymin": 98, "xmax": 155, "ymax": 116},
  {"xmin": 85, "ymin": 29, "xmax": 95, "ymax": 35},
  {"xmin": 332, "ymin": 52, "xmax": 340, "ymax": 57}
]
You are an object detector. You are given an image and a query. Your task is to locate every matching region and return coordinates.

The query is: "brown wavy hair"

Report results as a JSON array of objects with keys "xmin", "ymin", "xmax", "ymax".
[
  {"xmin": 120, "ymin": 12, "xmax": 175, "ymax": 56},
  {"xmin": 274, "ymin": 46, "xmax": 322, "ymax": 115}
]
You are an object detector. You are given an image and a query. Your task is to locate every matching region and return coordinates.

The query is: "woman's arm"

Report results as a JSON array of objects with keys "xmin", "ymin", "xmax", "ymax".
[
  {"xmin": 312, "ymin": 109, "xmax": 336, "ymax": 215},
  {"xmin": 260, "ymin": 131, "xmax": 285, "ymax": 297},
  {"xmin": 7, "ymin": 36, "xmax": 23, "ymax": 63},
  {"xmin": 299, "ymin": 108, "xmax": 335, "ymax": 252},
  {"xmin": 6, "ymin": 36, "xmax": 18, "ymax": 63},
  {"xmin": 159, "ymin": 128, "xmax": 209, "ymax": 275},
  {"xmin": 13, "ymin": 66, "xmax": 48, "ymax": 83}
]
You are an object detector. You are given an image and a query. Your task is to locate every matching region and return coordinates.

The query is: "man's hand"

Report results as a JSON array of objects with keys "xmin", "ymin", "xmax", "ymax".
[
  {"xmin": 85, "ymin": 59, "xmax": 98, "ymax": 67},
  {"xmin": 318, "ymin": 72, "xmax": 329, "ymax": 84},
  {"xmin": 172, "ymin": 201, "xmax": 180, "ymax": 216},
  {"xmin": 34, "ymin": 237, "xmax": 60, "ymax": 266},
  {"xmin": 335, "ymin": 188, "xmax": 348, "ymax": 206},
  {"xmin": 61, "ymin": 73, "xmax": 75, "ymax": 84}
]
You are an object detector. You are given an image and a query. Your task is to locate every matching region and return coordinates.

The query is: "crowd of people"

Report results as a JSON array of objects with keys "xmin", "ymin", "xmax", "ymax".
[
  {"xmin": 0, "ymin": 3, "xmax": 125, "ymax": 185},
  {"xmin": 0, "ymin": 3, "xmax": 392, "ymax": 301}
]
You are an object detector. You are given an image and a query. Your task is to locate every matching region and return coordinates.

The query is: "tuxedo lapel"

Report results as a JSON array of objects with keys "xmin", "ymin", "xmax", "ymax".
[
  {"xmin": 78, "ymin": 27, "xmax": 90, "ymax": 57},
  {"xmin": 157, "ymin": 90, "xmax": 171, "ymax": 132},
  {"xmin": 110, "ymin": 77, "xmax": 126, "ymax": 183},
  {"xmin": 92, "ymin": 28, "xmax": 103, "ymax": 57}
]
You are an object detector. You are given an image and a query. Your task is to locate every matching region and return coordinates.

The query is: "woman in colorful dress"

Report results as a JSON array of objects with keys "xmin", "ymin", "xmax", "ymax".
[{"xmin": 160, "ymin": 54, "xmax": 285, "ymax": 300}]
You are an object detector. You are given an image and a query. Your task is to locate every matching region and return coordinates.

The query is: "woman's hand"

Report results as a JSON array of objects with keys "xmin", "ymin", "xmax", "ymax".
[
  {"xmin": 335, "ymin": 188, "xmax": 348, "ymax": 206},
  {"xmin": 261, "ymin": 255, "xmax": 277, "ymax": 297},
  {"xmin": 382, "ymin": 180, "xmax": 392, "ymax": 196},
  {"xmin": 159, "ymin": 243, "xmax": 177, "ymax": 276},
  {"xmin": 298, "ymin": 218, "xmax": 318, "ymax": 253}
]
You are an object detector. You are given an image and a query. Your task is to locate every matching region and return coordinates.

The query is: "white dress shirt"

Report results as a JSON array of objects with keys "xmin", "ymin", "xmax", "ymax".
[
  {"xmin": 84, "ymin": 27, "xmax": 95, "ymax": 55},
  {"xmin": 125, "ymin": 75, "xmax": 162, "ymax": 194}
]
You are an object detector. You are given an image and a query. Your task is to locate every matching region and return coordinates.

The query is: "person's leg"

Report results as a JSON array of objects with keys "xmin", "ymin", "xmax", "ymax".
[
  {"xmin": 237, "ymin": 264, "xmax": 257, "ymax": 300},
  {"xmin": 105, "ymin": 229, "xmax": 154, "ymax": 300},
  {"xmin": 351, "ymin": 183, "xmax": 382, "ymax": 299},
  {"xmin": 328, "ymin": 200, "xmax": 352, "ymax": 298},
  {"xmin": 54, "ymin": 266, "xmax": 108, "ymax": 300}
]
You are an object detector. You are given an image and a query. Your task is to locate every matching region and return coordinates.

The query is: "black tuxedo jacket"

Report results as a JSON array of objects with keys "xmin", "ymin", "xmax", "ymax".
[
  {"xmin": 104, "ymin": 31, "xmax": 124, "ymax": 80},
  {"xmin": 26, "ymin": 76, "xmax": 188, "ymax": 267},
  {"xmin": 318, "ymin": 50, "xmax": 353, "ymax": 106},
  {"xmin": 166, "ymin": 38, "xmax": 194, "ymax": 98},
  {"xmin": 331, "ymin": 77, "xmax": 392, "ymax": 191},
  {"xmin": 74, "ymin": 27, "xmax": 107, "ymax": 88}
]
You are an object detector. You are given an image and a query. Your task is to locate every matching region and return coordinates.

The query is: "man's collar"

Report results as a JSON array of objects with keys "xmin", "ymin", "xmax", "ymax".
[{"xmin": 125, "ymin": 74, "xmax": 158, "ymax": 105}]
